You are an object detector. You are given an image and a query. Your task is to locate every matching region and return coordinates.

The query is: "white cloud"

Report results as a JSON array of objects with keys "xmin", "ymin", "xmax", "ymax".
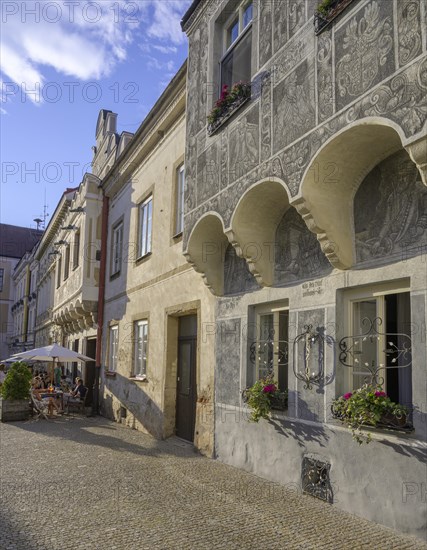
[
  {"xmin": 152, "ymin": 45, "xmax": 178, "ymax": 54},
  {"xmin": 0, "ymin": 108, "xmax": 7, "ymax": 115},
  {"xmin": 147, "ymin": 1, "xmax": 190, "ymax": 45}
]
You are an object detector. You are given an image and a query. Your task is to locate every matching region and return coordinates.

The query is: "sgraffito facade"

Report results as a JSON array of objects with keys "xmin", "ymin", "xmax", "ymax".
[{"xmin": 182, "ymin": 0, "xmax": 427, "ymax": 538}]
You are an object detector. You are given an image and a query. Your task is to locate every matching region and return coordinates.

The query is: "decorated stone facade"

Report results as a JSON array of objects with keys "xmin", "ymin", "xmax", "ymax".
[{"xmin": 182, "ymin": 0, "xmax": 427, "ymax": 539}]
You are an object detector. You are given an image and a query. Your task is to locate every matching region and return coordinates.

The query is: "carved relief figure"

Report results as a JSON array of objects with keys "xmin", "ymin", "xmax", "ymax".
[
  {"xmin": 273, "ymin": 60, "xmax": 315, "ymax": 151},
  {"xmin": 273, "ymin": 0, "xmax": 288, "ymax": 53},
  {"xmin": 275, "ymin": 207, "xmax": 331, "ymax": 283},
  {"xmin": 398, "ymin": 0, "xmax": 422, "ymax": 66},
  {"xmin": 336, "ymin": 2, "xmax": 393, "ymax": 101},
  {"xmin": 288, "ymin": 0, "xmax": 305, "ymax": 38},
  {"xmin": 229, "ymin": 110, "xmax": 259, "ymax": 181},
  {"xmin": 224, "ymin": 244, "xmax": 259, "ymax": 295},
  {"xmin": 355, "ymin": 150, "xmax": 427, "ymax": 263}
]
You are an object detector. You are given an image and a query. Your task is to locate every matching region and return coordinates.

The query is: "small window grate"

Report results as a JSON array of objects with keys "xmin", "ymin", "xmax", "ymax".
[{"xmin": 301, "ymin": 456, "xmax": 332, "ymax": 503}]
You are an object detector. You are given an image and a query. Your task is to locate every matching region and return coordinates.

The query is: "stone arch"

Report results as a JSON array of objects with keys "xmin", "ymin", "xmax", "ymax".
[
  {"xmin": 184, "ymin": 212, "xmax": 228, "ymax": 296},
  {"xmin": 295, "ymin": 120, "xmax": 411, "ymax": 269},
  {"xmin": 228, "ymin": 179, "xmax": 291, "ymax": 286}
]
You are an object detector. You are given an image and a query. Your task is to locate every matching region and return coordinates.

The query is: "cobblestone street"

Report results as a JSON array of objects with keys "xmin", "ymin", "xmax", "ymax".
[{"xmin": 0, "ymin": 416, "xmax": 425, "ymax": 550}]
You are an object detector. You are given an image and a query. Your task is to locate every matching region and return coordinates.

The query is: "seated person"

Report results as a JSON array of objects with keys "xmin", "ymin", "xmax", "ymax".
[
  {"xmin": 32, "ymin": 389, "xmax": 59, "ymax": 417},
  {"xmin": 70, "ymin": 378, "xmax": 87, "ymax": 400}
]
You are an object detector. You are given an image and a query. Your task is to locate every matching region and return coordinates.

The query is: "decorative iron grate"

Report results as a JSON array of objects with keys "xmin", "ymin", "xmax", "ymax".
[{"xmin": 301, "ymin": 457, "xmax": 332, "ymax": 503}]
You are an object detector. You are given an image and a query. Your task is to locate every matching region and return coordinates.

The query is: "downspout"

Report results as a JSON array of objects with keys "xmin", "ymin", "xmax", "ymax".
[
  {"xmin": 23, "ymin": 265, "xmax": 31, "ymax": 343},
  {"xmin": 93, "ymin": 190, "xmax": 109, "ymax": 415}
]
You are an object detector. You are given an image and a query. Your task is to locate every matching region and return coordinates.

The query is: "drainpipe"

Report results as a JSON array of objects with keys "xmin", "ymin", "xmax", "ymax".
[
  {"xmin": 23, "ymin": 265, "xmax": 31, "ymax": 343},
  {"xmin": 92, "ymin": 190, "xmax": 109, "ymax": 415}
]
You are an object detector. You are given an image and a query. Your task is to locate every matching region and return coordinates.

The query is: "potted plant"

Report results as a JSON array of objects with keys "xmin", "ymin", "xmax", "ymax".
[
  {"xmin": 331, "ymin": 384, "xmax": 409, "ymax": 444},
  {"xmin": 207, "ymin": 81, "xmax": 251, "ymax": 134},
  {"xmin": 243, "ymin": 375, "xmax": 288, "ymax": 422},
  {"xmin": 0, "ymin": 361, "xmax": 32, "ymax": 422}
]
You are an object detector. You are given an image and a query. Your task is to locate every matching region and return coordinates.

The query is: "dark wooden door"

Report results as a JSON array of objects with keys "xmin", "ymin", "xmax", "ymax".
[
  {"xmin": 84, "ymin": 338, "xmax": 97, "ymax": 406},
  {"xmin": 176, "ymin": 316, "xmax": 197, "ymax": 442}
]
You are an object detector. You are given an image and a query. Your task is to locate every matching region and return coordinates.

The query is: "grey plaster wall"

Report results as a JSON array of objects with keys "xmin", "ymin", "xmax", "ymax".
[
  {"xmin": 214, "ymin": 408, "xmax": 427, "ymax": 540},
  {"xmin": 224, "ymin": 244, "xmax": 259, "ymax": 295},
  {"xmin": 216, "ymin": 318, "xmax": 241, "ymax": 406}
]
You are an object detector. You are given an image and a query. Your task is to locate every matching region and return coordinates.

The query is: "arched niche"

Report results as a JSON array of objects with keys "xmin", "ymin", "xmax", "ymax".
[
  {"xmin": 224, "ymin": 244, "xmax": 259, "ymax": 295},
  {"xmin": 184, "ymin": 213, "xmax": 228, "ymax": 296},
  {"xmin": 275, "ymin": 206, "xmax": 332, "ymax": 284},
  {"xmin": 296, "ymin": 121, "xmax": 405, "ymax": 269},
  {"xmin": 229, "ymin": 179, "xmax": 291, "ymax": 286},
  {"xmin": 354, "ymin": 149, "xmax": 427, "ymax": 266}
]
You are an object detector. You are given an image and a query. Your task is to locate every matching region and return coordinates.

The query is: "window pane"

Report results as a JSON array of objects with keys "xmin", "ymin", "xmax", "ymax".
[
  {"xmin": 73, "ymin": 231, "xmax": 80, "ymax": 268},
  {"xmin": 134, "ymin": 321, "xmax": 148, "ymax": 376},
  {"xmin": 221, "ymin": 28, "xmax": 252, "ymax": 90},
  {"xmin": 258, "ymin": 314, "xmax": 273, "ymax": 379},
  {"xmin": 243, "ymin": 2, "xmax": 253, "ymax": 28},
  {"xmin": 139, "ymin": 199, "xmax": 152, "ymax": 257},
  {"xmin": 352, "ymin": 299, "xmax": 377, "ymax": 389},
  {"xmin": 227, "ymin": 18, "xmax": 239, "ymax": 48}
]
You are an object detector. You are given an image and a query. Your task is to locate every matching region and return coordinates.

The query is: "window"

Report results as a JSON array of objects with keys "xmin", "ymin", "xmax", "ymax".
[
  {"xmin": 108, "ymin": 326, "xmax": 118, "ymax": 371},
  {"xmin": 138, "ymin": 196, "xmax": 153, "ymax": 258},
  {"xmin": 64, "ymin": 245, "xmax": 70, "ymax": 280},
  {"xmin": 220, "ymin": 1, "xmax": 253, "ymax": 91},
  {"xmin": 111, "ymin": 222, "xmax": 123, "ymax": 276},
  {"xmin": 343, "ymin": 285, "xmax": 412, "ymax": 407},
  {"xmin": 73, "ymin": 230, "xmax": 80, "ymax": 269},
  {"xmin": 252, "ymin": 304, "xmax": 288, "ymax": 392},
  {"xmin": 175, "ymin": 164, "xmax": 185, "ymax": 236},
  {"xmin": 133, "ymin": 320, "xmax": 148, "ymax": 378},
  {"xmin": 56, "ymin": 257, "xmax": 62, "ymax": 288},
  {"xmin": 0, "ymin": 268, "xmax": 3, "ymax": 292}
]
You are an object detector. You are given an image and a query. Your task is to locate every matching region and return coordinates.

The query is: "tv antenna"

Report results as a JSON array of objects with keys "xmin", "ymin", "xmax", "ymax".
[{"xmin": 33, "ymin": 189, "xmax": 49, "ymax": 230}]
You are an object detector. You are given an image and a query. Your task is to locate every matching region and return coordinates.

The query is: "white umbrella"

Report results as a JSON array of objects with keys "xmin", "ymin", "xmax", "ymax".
[{"xmin": 10, "ymin": 344, "xmax": 95, "ymax": 383}]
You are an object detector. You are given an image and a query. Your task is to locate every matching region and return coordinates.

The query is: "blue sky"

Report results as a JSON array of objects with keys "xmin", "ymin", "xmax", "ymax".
[{"xmin": 1, "ymin": 0, "xmax": 191, "ymax": 228}]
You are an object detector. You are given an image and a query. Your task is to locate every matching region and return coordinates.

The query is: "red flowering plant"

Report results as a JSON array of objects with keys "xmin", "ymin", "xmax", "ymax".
[
  {"xmin": 331, "ymin": 384, "xmax": 408, "ymax": 444},
  {"xmin": 243, "ymin": 374, "xmax": 288, "ymax": 423},
  {"xmin": 207, "ymin": 81, "xmax": 251, "ymax": 128}
]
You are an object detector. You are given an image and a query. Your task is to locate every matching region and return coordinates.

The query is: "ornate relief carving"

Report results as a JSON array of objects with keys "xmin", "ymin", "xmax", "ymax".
[
  {"xmin": 363, "ymin": 57, "xmax": 427, "ymax": 136},
  {"xmin": 397, "ymin": 0, "xmax": 422, "ymax": 67},
  {"xmin": 196, "ymin": 141, "xmax": 220, "ymax": 205},
  {"xmin": 259, "ymin": 1, "xmax": 272, "ymax": 67},
  {"xmin": 220, "ymin": 129, "xmax": 229, "ymax": 189},
  {"xmin": 288, "ymin": 0, "xmax": 306, "ymax": 38},
  {"xmin": 273, "ymin": 0, "xmax": 288, "ymax": 53},
  {"xmin": 271, "ymin": 24, "xmax": 314, "ymax": 86},
  {"xmin": 355, "ymin": 150, "xmax": 427, "ymax": 264},
  {"xmin": 278, "ymin": 139, "xmax": 310, "ymax": 196},
  {"xmin": 229, "ymin": 105, "xmax": 259, "ymax": 181},
  {"xmin": 335, "ymin": 1, "xmax": 394, "ymax": 107},
  {"xmin": 273, "ymin": 58, "xmax": 315, "ymax": 153},
  {"xmin": 187, "ymin": 22, "xmax": 208, "ymax": 137},
  {"xmin": 317, "ymin": 30, "xmax": 334, "ymax": 122},
  {"xmin": 275, "ymin": 208, "xmax": 331, "ymax": 284},
  {"xmin": 224, "ymin": 244, "xmax": 259, "ymax": 295},
  {"xmin": 260, "ymin": 72, "xmax": 272, "ymax": 162}
]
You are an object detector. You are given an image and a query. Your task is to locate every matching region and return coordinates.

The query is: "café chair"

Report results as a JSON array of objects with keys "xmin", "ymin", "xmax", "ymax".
[
  {"xmin": 31, "ymin": 391, "xmax": 49, "ymax": 420},
  {"xmin": 66, "ymin": 388, "xmax": 89, "ymax": 416}
]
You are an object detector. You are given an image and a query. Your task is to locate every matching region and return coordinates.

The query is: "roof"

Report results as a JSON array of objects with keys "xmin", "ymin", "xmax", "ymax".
[
  {"xmin": 181, "ymin": 0, "xmax": 201, "ymax": 30},
  {"xmin": 0, "ymin": 224, "xmax": 44, "ymax": 259}
]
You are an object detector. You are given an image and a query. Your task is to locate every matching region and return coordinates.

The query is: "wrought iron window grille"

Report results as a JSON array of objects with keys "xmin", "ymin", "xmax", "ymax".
[
  {"xmin": 292, "ymin": 325, "xmax": 326, "ymax": 390},
  {"xmin": 249, "ymin": 328, "xmax": 288, "ymax": 376},
  {"xmin": 338, "ymin": 316, "xmax": 411, "ymax": 387}
]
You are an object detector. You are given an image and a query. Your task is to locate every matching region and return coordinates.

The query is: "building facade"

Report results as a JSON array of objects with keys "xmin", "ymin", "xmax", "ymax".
[
  {"xmin": 99, "ymin": 63, "xmax": 215, "ymax": 456},
  {"xmin": 0, "ymin": 224, "xmax": 43, "ymax": 360},
  {"xmin": 182, "ymin": 0, "xmax": 427, "ymax": 538}
]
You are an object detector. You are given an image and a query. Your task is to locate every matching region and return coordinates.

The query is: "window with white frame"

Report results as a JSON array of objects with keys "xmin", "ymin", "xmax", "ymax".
[
  {"xmin": 56, "ymin": 257, "xmax": 62, "ymax": 288},
  {"xmin": 342, "ymin": 284, "xmax": 412, "ymax": 407},
  {"xmin": 64, "ymin": 245, "xmax": 70, "ymax": 280},
  {"xmin": 138, "ymin": 196, "xmax": 153, "ymax": 258},
  {"xmin": 73, "ymin": 229, "xmax": 80, "ymax": 269},
  {"xmin": 251, "ymin": 303, "xmax": 289, "ymax": 391},
  {"xmin": 108, "ymin": 325, "xmax": 119, "ymax": 371},
  {"xmin": 111, "ymin": 222, "xmax": 123, "ymax": 276},
  {"xmin": 220, "ymin": 0, "xmax": 253, "ymax": 91},
  {"xmin": 133, "ymin": 320, "xmax": 148, "ymax": 378},
  {"xmin": 175, "ymin": 164, "xmax": 185, "ymax": 236}
]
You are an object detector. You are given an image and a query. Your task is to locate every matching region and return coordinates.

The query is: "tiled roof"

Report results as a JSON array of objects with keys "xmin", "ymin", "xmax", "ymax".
[{"xmin": 0, "ymin": 224, "xmax": 44, "ymax": 259}]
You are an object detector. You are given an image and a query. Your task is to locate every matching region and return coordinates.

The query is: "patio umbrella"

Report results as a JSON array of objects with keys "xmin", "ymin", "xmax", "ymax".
[{"xmin": 10, "ymin": 343, "xmax": 95, "ymax": 384}]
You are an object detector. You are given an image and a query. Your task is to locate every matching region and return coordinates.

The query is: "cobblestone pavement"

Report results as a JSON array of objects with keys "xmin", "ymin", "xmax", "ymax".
[{"xmin": 0, "ymin": 416, "xmax": 425, "ymax": 550}]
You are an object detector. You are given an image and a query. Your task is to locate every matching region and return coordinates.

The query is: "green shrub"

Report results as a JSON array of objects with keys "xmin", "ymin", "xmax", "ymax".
[{"xmin": 1, "ymin": 362, "xmax": 32, "ymax": 400}]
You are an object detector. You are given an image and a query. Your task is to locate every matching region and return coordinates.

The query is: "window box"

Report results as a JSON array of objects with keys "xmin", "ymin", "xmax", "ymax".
[
  {"xmin": 242, "ymin": 376, "xmax": 288, "ymax": 422},
  {"xmin": 331, "ymin": 384, "xmax": 411, "ymax": 444},
  {"xmin": 207, "ymin": 82, "xmax": 251, "ymax": 136},
  {"xmin": 314, "ymin": 0, "xmax": 355, "ymax": 35}
]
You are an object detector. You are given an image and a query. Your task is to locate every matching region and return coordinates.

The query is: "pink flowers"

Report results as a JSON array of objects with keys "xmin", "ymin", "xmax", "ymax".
[
  {"xmin": 343, "ymin": 392, "xmax": 353, "ymax": 400},
  {"xmin": 263, "ymin": 384, "xmax": 277, "ymax": 394},
  {"xmin": 375, "ymin": 391, "xmax": 387, "ymax": 398}
]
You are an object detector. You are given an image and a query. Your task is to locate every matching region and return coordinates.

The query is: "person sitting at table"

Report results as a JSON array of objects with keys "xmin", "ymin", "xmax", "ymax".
[
  {"xmin": 70, "ymin": 378, "xmax": 87, "ymax": 400},
  {"xmin": 33, "ymin": 388, "xmax": 59, "ymax": 417}
]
